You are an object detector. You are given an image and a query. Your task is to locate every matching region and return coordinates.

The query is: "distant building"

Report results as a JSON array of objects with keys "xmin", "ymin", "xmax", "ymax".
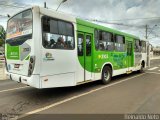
[{"xmin": 153, "ymin": 46, "xmax": 160, "ymax": 56}]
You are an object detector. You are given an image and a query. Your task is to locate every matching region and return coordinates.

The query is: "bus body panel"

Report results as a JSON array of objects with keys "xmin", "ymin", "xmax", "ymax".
[
  {"xmin": 40, "ymin": 73, "xmax": 75, "ymax": 88},
  {"xmin": 6, "ymin": 8, "xmax": 34, "ymax": 78},
  {"xmin": 76, "ymin": 24, "xmax": 94, "ymax": 83},
  {"xmin": 39, "ymin": 7, "xmax": 79, "ymax": 88}
]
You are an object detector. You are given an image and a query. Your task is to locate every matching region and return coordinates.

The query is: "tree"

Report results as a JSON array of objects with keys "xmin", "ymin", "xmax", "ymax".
[{"xmin": 0, "ymin": 25, "xmax": 6, "ymax": 46}]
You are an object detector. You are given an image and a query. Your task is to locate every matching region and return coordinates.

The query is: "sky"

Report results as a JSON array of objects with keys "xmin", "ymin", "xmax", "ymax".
[{"xmin": 0, "ymin": 0, "xmax": 160, "ymax": 46}]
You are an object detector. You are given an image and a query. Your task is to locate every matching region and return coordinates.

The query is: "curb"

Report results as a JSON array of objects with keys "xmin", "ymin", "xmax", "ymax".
[
  {"xmin": 151, "ymin": 57, "xmax": 160, "ymax": 60},
  {"xmin": 0, "ymin": 79, "xmax": 8, "ymax": 81},
  {"xmin": 0, "ymin": 74, "xmax": 7, "ymax": 81}
]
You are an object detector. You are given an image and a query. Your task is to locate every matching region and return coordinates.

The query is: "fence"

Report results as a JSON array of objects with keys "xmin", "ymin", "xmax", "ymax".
[{"xmin": 0, "ymin": 61, "xmax": 7, "ymax": 80}]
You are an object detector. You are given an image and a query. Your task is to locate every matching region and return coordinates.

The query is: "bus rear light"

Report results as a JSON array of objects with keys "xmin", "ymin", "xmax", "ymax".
[
  {"xmin": 28, "ymin": 56, "xmax": 35, "ymax": 77},
  {"xmin": 29, "ymin": 64, "xmax": 33, "ymax": 69},
  {"xmin": 28, "ymin": 70, "xmax": 32, "ymax": 76},
  {"xmin": 30, "ymin": 57, "xmax": 34, "ymax": 63}
]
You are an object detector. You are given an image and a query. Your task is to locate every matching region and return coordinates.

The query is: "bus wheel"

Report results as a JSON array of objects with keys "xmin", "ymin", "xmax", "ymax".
[
  {"xmin": 102, "ymin": 66, "xmax": 112, "ymax": 84},
  {"xmin": 139, "ymin": 63, "xmax": 144, "ymax": 73}
]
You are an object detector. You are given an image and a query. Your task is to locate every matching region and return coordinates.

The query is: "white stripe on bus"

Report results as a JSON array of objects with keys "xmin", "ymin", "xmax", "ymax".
[{"xmin": 19, "ymin": 73, "xmax": 146, "ymax": 119}]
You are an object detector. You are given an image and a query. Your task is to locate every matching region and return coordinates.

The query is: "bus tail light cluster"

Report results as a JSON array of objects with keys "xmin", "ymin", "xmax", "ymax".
[{"xmin": 28, "ymin": 56, "xmax": 35, "ymax": 77}]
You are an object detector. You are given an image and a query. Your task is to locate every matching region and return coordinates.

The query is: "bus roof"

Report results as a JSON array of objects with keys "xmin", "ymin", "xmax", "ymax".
[{"xmin": 76, "ymin": 18, "xmax": 140, "ymax": 39}]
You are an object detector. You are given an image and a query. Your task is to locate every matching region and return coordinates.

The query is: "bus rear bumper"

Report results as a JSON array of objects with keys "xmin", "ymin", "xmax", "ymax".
[{"xmin": 7, "ymin": 73, "xmax": 40, "ymax": 88}]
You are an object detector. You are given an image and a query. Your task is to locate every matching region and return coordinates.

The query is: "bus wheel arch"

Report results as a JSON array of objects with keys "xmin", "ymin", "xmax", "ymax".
[{"xmin": 101, "ymin": 63, "xmax": 113, "ymax": 84}]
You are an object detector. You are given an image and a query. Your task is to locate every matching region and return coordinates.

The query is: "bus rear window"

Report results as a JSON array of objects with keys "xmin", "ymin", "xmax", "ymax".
[
  {"xmin": 6, "ymin": 9, "xmax": 32, "ymax": 46},
  {"xmin": 7, "ymin": 9, "xmax": 32, "ymax": 39}
]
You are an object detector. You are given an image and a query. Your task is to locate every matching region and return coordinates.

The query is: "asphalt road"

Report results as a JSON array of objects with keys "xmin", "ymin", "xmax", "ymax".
[{"xmin": 0, "ymin": 59, "xmax": 160, "ymax": 120}]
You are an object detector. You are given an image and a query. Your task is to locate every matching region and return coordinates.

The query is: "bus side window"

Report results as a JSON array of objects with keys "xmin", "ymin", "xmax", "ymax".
[
  {"xmin": 42, "ymin": 16, "xmax": 74, "ymax": 50},
  {"xmin": 95, "ymin": 30, "xmax": 114, "ymax": 51},
  {"xmin": 115, "ymin": 35, "xmax": 125, "ymax": 52},
  {"xmin": 78, "ymin": 34, "xmax": 84, "ymax": 56},
  {"xmin": 102, "ymin": 31, "xmax": 114, "ymax": 51},
  {"xmin": 135, "ymin": 39, "xmax": 141, "ymax": 52},
  {"xmin": 94, "ymin": 30, "xmax": 99, "ymax": 50},
  {"xmin": 99, "ymin": 31, "xmax": 106, "ymax": 51}
]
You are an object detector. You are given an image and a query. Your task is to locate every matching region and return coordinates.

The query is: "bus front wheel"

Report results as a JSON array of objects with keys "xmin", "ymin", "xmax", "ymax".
[{"xmin": 101, "ymin": 66, "xmax": 112, "ymax": 84}]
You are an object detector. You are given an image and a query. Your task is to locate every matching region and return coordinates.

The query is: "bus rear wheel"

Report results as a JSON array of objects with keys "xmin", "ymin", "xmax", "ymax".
[
  {"xmin": 101, "ymin": 66, "xmax": 112, "ymax": 84},
  {"xmin": 139, "ymin": 62, "xmax": 145, "ymax": 73}
]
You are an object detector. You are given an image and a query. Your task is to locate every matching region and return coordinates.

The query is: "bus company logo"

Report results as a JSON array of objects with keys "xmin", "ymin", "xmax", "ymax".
[
  {"xmin": 44, "ymin": 52, "xmax": 54, "ymax": 61},
  {"xmin": 22, "ymin": 48, "xmax": 30, "ymax": 52},
  {"xmin": 10, "ymin": 52, "xmax": 18, "ymax": 56},
  {"xmin": 45, "ymin": 53, "xmax": 52, "ymax": 58},
  {"xmin": 10, "ymin": 52, "xmax": 19, "ymax": 58},
  {"xmin": 98, "ymin": 54, "xmax": 108, "ymax": 59}
]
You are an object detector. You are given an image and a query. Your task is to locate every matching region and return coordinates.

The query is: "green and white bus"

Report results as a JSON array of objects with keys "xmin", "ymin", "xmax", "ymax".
[{"xmin": 5, "ymin": 6, "xmax": 149, "ymax": 88}]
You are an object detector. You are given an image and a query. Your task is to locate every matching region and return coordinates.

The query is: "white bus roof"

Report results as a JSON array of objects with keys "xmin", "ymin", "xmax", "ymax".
[{"xmin": 8, "ymin": 6, "xmax": 76, "ymax": 23}]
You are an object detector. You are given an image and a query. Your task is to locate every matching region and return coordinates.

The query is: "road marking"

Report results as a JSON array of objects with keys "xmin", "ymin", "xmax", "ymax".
[
  {"xmin": 148, "ymin": 67, "xmax": 159, "ymax": 71},
  {"xmin": 19, "ymin": 73, "xmax": 146, "ymax": 119},
  {"xmin": 0, "ymin": 86, "xmax": 29, "ymax": 93},
  {"xmin": 146, "ymin": 72, "xmax": 160, "ymax": 74}
]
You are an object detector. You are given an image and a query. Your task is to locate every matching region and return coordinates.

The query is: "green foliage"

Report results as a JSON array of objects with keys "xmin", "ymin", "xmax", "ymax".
[
  {"xmin": 0, "ymin": 39, "xmax": 3, "ymax": 46},
  {"xmin": 0, "ymin": 25, "xmax": 6, "ymax": 46}
]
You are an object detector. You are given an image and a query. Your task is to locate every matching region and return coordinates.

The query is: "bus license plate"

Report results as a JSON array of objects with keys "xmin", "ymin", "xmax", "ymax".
[{"xmin": 14, "ymin": 64, "xmax": 20, "ymax": 68}]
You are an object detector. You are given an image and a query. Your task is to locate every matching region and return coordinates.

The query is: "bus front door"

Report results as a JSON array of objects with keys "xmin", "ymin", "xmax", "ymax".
[
  {"xmin": 77, "ymin": 32, "xmax": 92, "ymax": 82},
  {"xmin": 127, "ymin": 41, "xmax": 133, "ymax": 72}
]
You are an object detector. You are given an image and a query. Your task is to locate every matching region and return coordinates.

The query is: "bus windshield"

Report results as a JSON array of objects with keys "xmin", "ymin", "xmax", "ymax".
[{"xmin": 6, "ymin": 9, "xmax": 32, "ymax": 46}]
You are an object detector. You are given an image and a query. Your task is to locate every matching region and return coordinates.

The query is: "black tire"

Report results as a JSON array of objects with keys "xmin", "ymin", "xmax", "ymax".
[
  {"xmin": 101, "ymin": 66, "xmax": 112, "ymax": 84},
  {"xmin": 138, "ymin": 63, "xmax": 144, "ymax": 73}
]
